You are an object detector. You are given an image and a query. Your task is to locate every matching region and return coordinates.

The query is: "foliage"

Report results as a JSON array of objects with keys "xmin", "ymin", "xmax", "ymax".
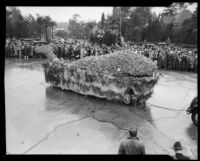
[
  {"xmin": 69, "ymin": 50, "xmax": 157, "ymax": 76},
  {"xmin": 6, "ymin": 7, "xmax": 56, "ymax": 40},
  {"xmin": 143, "ymin": 13, "xmax": 163, "ymax": 42},
  {"xmin": 102, "ymin": 29, "xmax": 119, "ymax": 46},
  {"xmin": 68, "ymin": 14, "xmax": 97, "ymax": 39},
  {"xmin": 35, "ymin": 45, "xmax": 57, "ymax": 60},
  {"xmin": 6, "ymin": 5, "xmax": 197, "ymax": 45},
  {"xmin": 6, "ymin": 7, "xmax": 27, "ymax": 38},
  {"xmin": 181, "ymin": 8, "xmax": 197, "ymax": 44},
  {"xmin": 90, "ymin": 28, "xmax": 118, "ymax": 46},
  {"xmin": 90, "ymin": 29, "xmax": 104, "ymax": 44},
  {"xmin": 36, "ymin": 15, "xmax": 56, "ymax": 41},
  {"xmin": 162, "ymin": 3, "xmax": 178, "ymax": 16},
  {"xmin": 171, "ymin": 7, "xmax": 197, "ymax": 44}
]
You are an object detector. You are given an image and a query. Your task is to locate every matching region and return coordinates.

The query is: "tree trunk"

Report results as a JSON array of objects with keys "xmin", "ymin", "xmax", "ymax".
[{"xmin": 45, "ymin": 27, "xmax": 48, "ymax": 41}]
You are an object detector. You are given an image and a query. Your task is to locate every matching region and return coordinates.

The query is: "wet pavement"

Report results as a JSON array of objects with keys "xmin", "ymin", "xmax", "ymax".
[{"xmin": 5, "ymin": 58, "xmax": 198, "ymax": 157}]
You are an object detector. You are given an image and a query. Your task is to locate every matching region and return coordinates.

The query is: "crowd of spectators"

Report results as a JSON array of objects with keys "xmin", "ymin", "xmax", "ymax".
[
  {"xmin": 5, "ymin": 38, "xmax": 47, "ymax": 59},
  {"xmin": 5, "ymin": 38, "xmax": 198, "ymax": 72}
]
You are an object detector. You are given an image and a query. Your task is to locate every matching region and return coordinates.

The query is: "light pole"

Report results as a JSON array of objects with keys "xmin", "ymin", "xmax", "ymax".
[{"xmin": 119, "ymin": 7, "xmax": 121, "ymax": 37}]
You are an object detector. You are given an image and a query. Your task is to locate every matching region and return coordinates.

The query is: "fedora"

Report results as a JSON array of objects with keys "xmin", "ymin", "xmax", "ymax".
[{"xmin": 173, "ymin": 141, "xmax": 183, "ymax": 150}]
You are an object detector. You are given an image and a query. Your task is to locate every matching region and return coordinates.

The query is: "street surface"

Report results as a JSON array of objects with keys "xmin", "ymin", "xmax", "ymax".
[{"xmin": 5, "ymin": 59, "xmax": 197, "ymax": 157}]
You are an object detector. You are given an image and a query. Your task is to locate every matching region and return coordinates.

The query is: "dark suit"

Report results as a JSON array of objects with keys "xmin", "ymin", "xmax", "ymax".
[{"xmin": 118, "ymin": 137, "xmax": 145, "ymax": 155}]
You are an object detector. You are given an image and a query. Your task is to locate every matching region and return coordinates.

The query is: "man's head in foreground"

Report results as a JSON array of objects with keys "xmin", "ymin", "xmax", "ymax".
[{"xmin": 129, "ymin": 127, "xmax": 137, "ymax": 137}]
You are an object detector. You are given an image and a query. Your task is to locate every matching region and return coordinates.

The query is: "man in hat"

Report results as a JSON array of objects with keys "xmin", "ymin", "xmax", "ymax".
[
  {"xmin": 118, "ymin": 127, "xmax": 145, "ymax": 155},
  {"xmin": 172, "ymin": 141, "xmax": 191, "ymax": 160}
]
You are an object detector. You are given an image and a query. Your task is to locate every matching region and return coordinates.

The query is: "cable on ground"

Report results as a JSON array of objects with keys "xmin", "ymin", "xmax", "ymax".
[{"xmin": 146, "ymin": 102, "xmax": 187, "ymax": 112}]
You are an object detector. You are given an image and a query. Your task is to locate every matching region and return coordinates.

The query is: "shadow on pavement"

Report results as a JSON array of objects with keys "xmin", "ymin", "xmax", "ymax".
[
  {"xmin": 186, "ymin": 123, "xmax": 198, "ymax": 140},
  {"xmin": 44, "ymin": 86, "xmax": 152, "ymax": 124},
  {"xmin": 127, "ymin": 103, "xmax": 153, "ymax": 122},
  {"xmin": 44, "ymin": 86, "xmax": 112, "ymax": 116}
]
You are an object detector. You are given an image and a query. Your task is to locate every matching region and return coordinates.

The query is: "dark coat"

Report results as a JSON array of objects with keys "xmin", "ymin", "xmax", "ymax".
[
  {"xmin": 23, "ymin": 46, "xmax": 28, "ymax": 56},
  {"xmin": 172, "ymin": 153, "xmax": 191, "ymax": 160},
  {"xmin": 118, "ymin": 137, "xmax": 145, "ymax": 155}
]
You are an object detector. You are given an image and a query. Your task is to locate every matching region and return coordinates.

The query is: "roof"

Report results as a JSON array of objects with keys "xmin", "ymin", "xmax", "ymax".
[
  {"xmin": 161, "ymin": 10, "xmax": 192, "ymax": 25},
  {"xmin": 55, "ymin": 28, "xmax": 65, "ymax": 31},
  {"xmin": 158, "ymin": 42, "xmax": 167, "ymax": 45},
  {"xmin": 173, "ymin": 10, "xmax": 192, "ymax": 24}
]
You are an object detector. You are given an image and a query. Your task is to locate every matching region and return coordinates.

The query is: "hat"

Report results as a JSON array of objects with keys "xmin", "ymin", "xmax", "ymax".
[{"xmin": 173, "ymin": 141, "xmax": 183, "ymax": 150}]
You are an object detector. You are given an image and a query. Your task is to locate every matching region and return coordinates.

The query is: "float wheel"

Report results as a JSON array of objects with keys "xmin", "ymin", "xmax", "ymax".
[{"xmin": 123, "ymin": 94, "xmax": 131, "ymax": 105}]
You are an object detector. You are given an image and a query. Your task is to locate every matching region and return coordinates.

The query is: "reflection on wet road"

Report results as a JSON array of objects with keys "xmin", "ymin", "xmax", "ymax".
[{"xmin": 5, "ymin": 59, "xmax": 198, "ymax": 157}]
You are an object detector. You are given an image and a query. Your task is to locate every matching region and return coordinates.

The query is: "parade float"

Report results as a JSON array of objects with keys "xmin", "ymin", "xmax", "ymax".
[{"xmin": 41, "ymin": 45, "xmax": 160, "ymax": 105}]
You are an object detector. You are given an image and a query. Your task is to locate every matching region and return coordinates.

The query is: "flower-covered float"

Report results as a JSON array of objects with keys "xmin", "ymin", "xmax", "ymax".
[{"xmin": 42, "ymin": 45, "xmax": 160, "ymax": 105}]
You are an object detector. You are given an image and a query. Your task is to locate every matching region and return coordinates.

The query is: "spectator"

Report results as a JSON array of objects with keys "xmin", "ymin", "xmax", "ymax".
[
  {"xmin": 4, "ymin": 38, "xmax": 197, "ymax": 73},
  {"xmin": 171, "ymin": 141, "xmax": 191, "ymax": 160},
  {"xmin": 30, "ymin": 44, "xmax": 34, "ymax": 59},
  {"xmin": 118, "ymin": 127, "xmax": 145, "ymax": 155}
]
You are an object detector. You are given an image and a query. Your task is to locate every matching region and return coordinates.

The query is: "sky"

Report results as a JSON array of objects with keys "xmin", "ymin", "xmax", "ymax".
[{"xmin": 17, "ymin": 3, "xmax": 197, "ymax": 23}]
